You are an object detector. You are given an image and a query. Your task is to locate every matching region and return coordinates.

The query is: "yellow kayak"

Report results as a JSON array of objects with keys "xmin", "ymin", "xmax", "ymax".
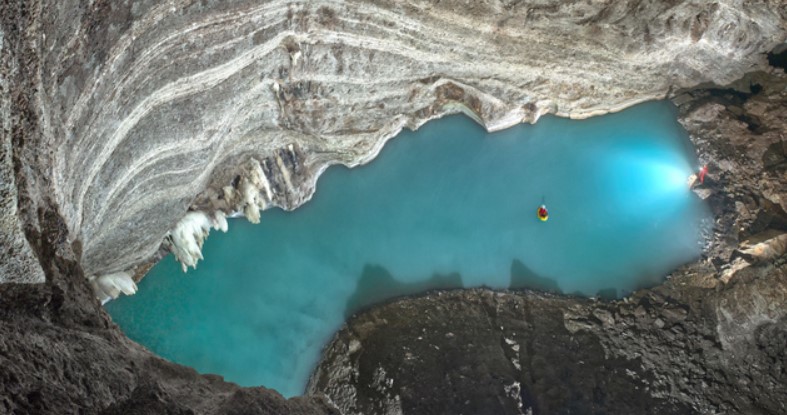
[{"xmin": 537, "ymin": 205, "xmax": 549, "ymax": 222}]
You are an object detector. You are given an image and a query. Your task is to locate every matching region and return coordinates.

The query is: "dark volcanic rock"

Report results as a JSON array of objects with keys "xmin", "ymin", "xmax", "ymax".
[
  {"xmin": 674, "ymin": 70, "xmax": 787, "ymax": 268},
  {"xmin": 309, "ymin": 263, "xmax": 786, "ymax": 415},
  {"xmin": 308, "ymin": 289, "xmax": 694, "ymax": 415}
]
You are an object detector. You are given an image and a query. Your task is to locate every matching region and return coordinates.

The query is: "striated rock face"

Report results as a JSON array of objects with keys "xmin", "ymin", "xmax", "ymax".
[{"xmin": 3, "ymin": 0, "xmax": 786, "ymax": 282}]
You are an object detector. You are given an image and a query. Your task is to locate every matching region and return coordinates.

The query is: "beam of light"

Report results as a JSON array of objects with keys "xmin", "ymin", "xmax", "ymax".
[
  {"xmin": 603, "ymin": 154, "xmax": 694, "ymax": 218},
  {"xmin": 645, "ymin": 161, "xmax": 693, "ymax": 195}
]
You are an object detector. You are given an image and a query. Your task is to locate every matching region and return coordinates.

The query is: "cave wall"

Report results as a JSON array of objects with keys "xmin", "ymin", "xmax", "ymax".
[{"xmin": 2, "ymin": 0, "xmax": 784, "ymax": 282}]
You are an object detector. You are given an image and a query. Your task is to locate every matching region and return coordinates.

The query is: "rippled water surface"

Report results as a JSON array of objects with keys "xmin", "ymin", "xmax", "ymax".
[{"xmin": 107, "ymin": 101, "xmax": 710, "ymax": 397}]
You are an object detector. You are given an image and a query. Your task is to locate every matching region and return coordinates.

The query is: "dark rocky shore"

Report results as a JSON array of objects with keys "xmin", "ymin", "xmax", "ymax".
[{"xmin": 308, "ymin": 269, "xmax": 786, "ymax": 415}]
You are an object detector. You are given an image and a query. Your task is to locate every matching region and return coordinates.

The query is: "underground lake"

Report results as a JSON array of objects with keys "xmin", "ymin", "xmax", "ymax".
[{"xmin": 106, "ymin": 100, "xmax": 712, "ymax": 397}]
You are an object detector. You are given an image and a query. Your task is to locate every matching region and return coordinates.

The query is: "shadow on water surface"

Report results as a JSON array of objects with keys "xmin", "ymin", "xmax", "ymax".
[
  {"xmin": 346, "ymin": 258, "xmax": 662, "ymax": 318},
  {"xmin": 508, "ymin": 259, "xmax": 561, "ymax": 293},
  {"xmin": 344, "ymin": 265, "xmax": 464, "ymax": 318},
  {"xmin": 507, "ymin": 259, "xmax": 620, "ymax": 299},
  {"xmin": 346, "ymin": 258, "xmax": 611, "ymax": 320}
]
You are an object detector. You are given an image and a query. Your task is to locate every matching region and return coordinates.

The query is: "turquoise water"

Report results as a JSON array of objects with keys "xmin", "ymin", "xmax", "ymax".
[{"xmin": 107, "ymin": 101, "xmax": 710, "ymax": 397}]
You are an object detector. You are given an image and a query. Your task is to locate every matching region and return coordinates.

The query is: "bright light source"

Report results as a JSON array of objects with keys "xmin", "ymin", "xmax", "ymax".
[
  {"xmin": 634, "ymin": 159, "xmax": 692, "ymax": 195},
  {"xmin": 607, "ymin": 157, "xmax": 692, "ymax": 214},
  {"xmin": 657, "ymin": 164, "xmax": 691, "ymax": 192}
]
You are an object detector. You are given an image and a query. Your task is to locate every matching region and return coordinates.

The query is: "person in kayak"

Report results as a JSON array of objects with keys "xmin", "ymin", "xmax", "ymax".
[{"xmin": 537, "ymin": 204, "xmax": 549, "ymax": 222}]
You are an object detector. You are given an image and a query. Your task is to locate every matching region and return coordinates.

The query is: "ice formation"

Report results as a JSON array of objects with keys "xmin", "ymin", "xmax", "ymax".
[
  {"xmin": 166, "ymin": 210, "xmax": 230, "ymax": 272},
  {"xmin": 89, "ymin": 271, "xmax": 137, "ymax": 303},
  {"xmin": 88, "ymin": 210, "xmax": 232, "ymax": 302},
  {"xmin": 160, "ymin": 158, "xmax": 272, "ymax": 274}
]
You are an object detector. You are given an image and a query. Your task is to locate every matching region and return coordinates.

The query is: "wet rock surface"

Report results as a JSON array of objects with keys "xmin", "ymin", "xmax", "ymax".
[{"xmin": 676, "ymin": 71, "xmax": 787, "ymax": 263}]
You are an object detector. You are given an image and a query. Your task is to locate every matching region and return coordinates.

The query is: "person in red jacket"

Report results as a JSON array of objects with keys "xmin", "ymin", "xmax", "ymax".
[{"xmin": 698, "ymin": 165, "xmax": 708, "ymax": 184}]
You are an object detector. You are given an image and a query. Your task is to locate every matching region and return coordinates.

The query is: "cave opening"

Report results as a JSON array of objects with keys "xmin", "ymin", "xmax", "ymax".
[{"xmin": 767, "ymin": 46, "xmax": 787, "ymax": 71}]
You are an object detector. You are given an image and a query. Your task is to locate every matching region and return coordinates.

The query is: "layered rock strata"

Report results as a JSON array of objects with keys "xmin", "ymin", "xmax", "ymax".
[{"xmin": 3, "ymin": 0, "xmax": 786, "ymax": 289}]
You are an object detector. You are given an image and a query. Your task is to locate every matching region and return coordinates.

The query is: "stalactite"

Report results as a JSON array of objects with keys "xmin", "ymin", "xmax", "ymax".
[
  {"xmin": 166, "ymin": 210, "xmax": 229, "ymax": 272},
  {"xmin": 89, "ymin": 271, "xmax": 137, "ymax": 303}
]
